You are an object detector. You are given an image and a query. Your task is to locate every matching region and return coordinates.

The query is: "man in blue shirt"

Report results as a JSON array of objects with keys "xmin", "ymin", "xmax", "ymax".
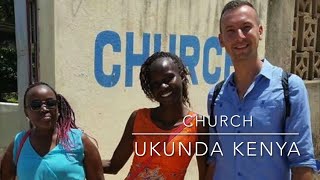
[{"xmin": 206, "ymin": 1, "xmax": 316, "ymax": 179}]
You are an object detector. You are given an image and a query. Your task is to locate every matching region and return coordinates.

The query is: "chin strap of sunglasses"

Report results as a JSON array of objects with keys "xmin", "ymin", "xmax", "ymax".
[
  {"xmin": 127, "ymin": 114, "xmax": 197, "ymax": 180},
  {"xmin": 15, "ymin": 130, "xmax": 31, "ymax": 165}
]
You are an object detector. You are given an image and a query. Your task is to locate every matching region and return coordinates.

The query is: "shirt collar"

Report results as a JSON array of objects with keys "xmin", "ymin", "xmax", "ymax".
[
  {"xmin": 225, "ymin": 58, "xmax": 273, "ymax": 86},
  {"xmin": 225, "ymin": 72, "xmax": 236, "ymax": 86},
  {"xmin": 259, "ymin": 59, "xmax": 273, "ymax": 80}
]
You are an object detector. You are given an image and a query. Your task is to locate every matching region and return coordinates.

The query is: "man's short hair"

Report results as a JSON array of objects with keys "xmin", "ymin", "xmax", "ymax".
[{"xmin": 220, "ymin": 0, "xmax": 260, "ymax": 32}]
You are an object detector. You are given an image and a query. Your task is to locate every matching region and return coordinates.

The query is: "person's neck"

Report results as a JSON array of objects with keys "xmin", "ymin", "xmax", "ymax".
[
  {"xmin": 156, "ymin": 103, "xmax": 189, "ymax": 124},
  {"xmin": 232, "ymin": 58, "xmax": 263, "ymax": 99},
  {"xmin": 32, "ymin": 127, "xmax": 57, "ymax": 139}
]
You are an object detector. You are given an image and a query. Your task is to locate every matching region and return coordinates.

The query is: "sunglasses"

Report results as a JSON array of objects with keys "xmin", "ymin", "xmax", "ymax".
[{"xmin": 29, "ymin": 99, "xmax": 58, "ymax": 111}]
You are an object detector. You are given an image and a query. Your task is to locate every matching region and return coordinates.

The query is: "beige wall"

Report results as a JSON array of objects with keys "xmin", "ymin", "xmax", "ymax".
[
  {"xmin": 306, "ymin": 81, "xmax": 320, "ymax": 159},
  {"xmin": 38, "ymin": 0, "xmax": 55, "ymax": 87}
]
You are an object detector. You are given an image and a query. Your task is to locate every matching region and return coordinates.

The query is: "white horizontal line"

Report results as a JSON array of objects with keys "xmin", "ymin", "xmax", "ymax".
[{"xmin": 132, "ymin": 133, "xmax": 299, "ymax": 136}]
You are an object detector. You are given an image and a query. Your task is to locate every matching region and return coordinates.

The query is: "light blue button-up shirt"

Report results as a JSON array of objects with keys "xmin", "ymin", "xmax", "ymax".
[{"xmin": 207, "ymin": 59, "xmax": 316, "ymax": 180}]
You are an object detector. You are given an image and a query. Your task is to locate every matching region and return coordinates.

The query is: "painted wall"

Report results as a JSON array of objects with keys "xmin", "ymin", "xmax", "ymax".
[{"xmin": 47, "ymin": 0, "xmax": 268, "ymax": 179}]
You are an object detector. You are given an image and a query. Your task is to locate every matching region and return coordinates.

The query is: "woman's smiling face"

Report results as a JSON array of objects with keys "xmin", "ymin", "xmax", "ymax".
[
  {"xmin": 149, "ymin": 57, "xmax": 184, "ymax": 105},
  {"xmin": 24, "ymin": 85, "xmax": 59, "ymax": 130}
]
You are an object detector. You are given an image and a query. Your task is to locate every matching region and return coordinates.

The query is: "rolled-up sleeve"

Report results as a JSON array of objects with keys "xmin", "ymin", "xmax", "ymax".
[{"xmin": 284, "ymin": 75, "xmax": 316, "ymax": 170}]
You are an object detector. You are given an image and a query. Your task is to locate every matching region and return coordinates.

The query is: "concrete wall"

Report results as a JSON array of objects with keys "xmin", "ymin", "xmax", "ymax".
[
  {"xmin": 38, "ymin": 0, "xmax": 55, "ymax": 86},
  {"xmin": 306, "ymin": 81, "xmax": 320, "ymax": 159}
]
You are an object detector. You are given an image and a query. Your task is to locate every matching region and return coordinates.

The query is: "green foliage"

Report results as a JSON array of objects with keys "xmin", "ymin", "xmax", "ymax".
[
  {"xmin": 0, "ymin": 0, "xmax": 17, "ymax": 102},
  {"xmin": 0, "ymin": 40, "xmax": 17, "ymax": 102},
  {"xmin": 0, "ymin": 40, "xmax": 17, "ymax": 80},
  {"xmin": 0, "ymin": 0, "xmax": 15, "ymax": 24},
  {"xmin": 1, "ymin": 92, "xmax": 18, "ymax": 103}
]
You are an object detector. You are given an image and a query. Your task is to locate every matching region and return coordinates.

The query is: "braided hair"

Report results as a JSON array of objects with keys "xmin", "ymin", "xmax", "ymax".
[
  {"xmin": 140, "ymin": 52, "xmax": 191, "ymax": 107},
  {"xmin": 24, "ymin": 82, "xmax": 78, "ymax": 149}
]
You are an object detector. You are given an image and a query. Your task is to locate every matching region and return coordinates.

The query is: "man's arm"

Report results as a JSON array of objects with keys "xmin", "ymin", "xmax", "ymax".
[
  {"xmin": 291, "ymin": 167, "xmax": 314, "ymax": 180},
  {"xmin": 284, "ymin": 75, "xmax": 316, "ymax": 178}
]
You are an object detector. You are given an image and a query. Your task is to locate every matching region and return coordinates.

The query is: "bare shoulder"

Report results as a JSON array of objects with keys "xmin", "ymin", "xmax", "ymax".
[
  {"xmin": 4, "ymin": 141, "xmax": 14, "ymax": 154},
  {"xmin": 81, "ymin": 133, "xmax": 91, "ymax": 144},
  {"xmin": 128, "ymin": 110, "xmax": 138, "ymax": 121},
  {"xmin": 126, "ymin": 110, "xmax": 138, "ymax": 129},
  {"xmin": 2, "ymin": 141, "xmax": 14, "ymax": 161},
  {"xmin": 81, "ymin": 132, "xmax": 98, "ymax": 151}
]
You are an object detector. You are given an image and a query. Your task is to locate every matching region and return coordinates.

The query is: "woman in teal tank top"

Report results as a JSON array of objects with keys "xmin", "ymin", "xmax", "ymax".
[{"xmin": 0, "ymin": 82, "xmax": 104, "ymax": 180}]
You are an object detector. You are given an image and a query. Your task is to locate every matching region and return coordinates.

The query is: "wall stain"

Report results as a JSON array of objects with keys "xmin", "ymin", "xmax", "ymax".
[{"xmin": 72, "ymin": 0, "xmax": 83, "ymax": 17}]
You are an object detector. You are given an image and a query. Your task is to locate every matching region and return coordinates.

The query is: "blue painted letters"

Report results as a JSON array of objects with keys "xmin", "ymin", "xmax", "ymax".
[{"xmin": 94, "ymin": 30, "xmax": 233, "ymax": 87}]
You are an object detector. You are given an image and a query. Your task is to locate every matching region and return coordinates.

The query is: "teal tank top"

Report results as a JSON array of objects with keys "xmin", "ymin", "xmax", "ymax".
[{"xmin": 13, "ymin": 129, "xmax": 85, "ymax": 180}]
